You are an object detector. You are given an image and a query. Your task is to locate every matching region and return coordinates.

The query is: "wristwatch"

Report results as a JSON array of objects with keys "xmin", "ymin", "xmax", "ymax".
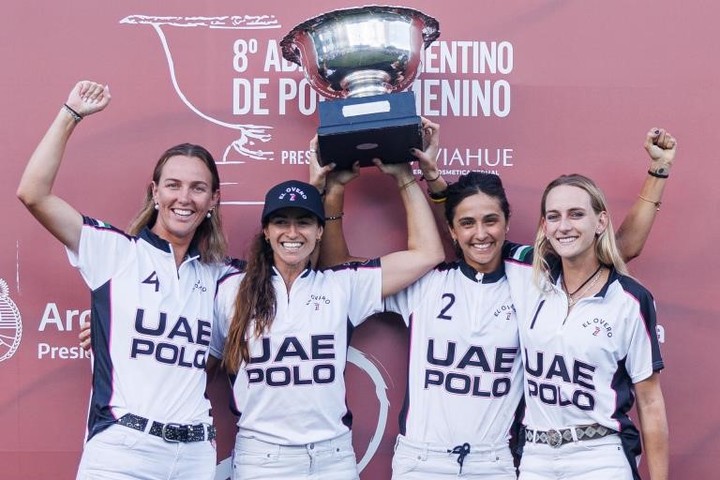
[{"xmin": 648, "ymin": 165, "xmax": 670, "ymax": 178}]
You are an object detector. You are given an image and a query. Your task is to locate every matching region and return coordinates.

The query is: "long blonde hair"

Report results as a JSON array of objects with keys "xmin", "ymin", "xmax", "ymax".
[
  {"xmin": 127, "ymin": 143, "xmax": 227, "ymax": 263},
  {"xmin": 532, "ymin": 174, "xmax": 628, "ymax": 289}
]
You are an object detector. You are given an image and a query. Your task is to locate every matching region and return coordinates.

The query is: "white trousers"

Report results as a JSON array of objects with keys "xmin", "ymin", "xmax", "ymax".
[
  {"xmin": 392, "ymin": 435, "xmax": 517, "ymax": 479},
  {"xmin": 519, "ymin": 435, "xmax": 633, "ymax": 480},
  {"xmin": 232, "ymin": 430, "xmax": 359, "ymax": 480},
  {"xmin": 76, "ymin": 424, "xmax": 216, "ymax": 480}
]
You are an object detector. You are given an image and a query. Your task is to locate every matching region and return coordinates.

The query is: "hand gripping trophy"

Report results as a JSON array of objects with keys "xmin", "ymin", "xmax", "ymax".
[{"xmin": 281, "ymin": 6, "xmax": 440, "ymax": 168}]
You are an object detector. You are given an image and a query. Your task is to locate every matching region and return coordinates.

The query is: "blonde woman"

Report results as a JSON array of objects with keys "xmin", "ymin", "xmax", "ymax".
[{"xmin": 506, "ymin": 173, "xmax": 670, "ymax": 480}]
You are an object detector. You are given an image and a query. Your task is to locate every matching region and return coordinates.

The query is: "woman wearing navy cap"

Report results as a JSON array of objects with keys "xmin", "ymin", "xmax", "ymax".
[{"xmin": 209, "ymin": 156, "xmax": 443, "ymax": 479}]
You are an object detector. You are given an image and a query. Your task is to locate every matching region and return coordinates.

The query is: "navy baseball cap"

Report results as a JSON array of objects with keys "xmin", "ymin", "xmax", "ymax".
[{"xmin": 261, "ymin": 180, "xmax": 325, "ymax": 226}]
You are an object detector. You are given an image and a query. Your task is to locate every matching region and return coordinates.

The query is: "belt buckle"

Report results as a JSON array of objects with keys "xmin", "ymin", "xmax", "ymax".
[
  {"xmin": 546, "ymin": 429, "xmax": 563, "ymax": 448},
  {"xmin": 161, "ymin": 422, "xmax": 183, "ymax": 443}
]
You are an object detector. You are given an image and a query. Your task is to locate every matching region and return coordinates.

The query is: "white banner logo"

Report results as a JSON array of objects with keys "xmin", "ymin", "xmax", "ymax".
[{"xmin": 0, "ymin": 278, "xmax": 23, "ymax": 362}]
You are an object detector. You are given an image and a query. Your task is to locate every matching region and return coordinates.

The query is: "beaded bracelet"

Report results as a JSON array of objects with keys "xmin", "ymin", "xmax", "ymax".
[{"xmin": 63, "ymin": 103, "xmax": 83, "ymax": 122}]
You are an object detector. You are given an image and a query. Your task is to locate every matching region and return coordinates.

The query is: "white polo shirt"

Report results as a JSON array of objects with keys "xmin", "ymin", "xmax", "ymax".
[
  {"xmin": 385, "ymin": 260, "xmax": 523, "ymax": 449},
  {"xmin": 210, "ymin": 259, "xmax": 383, "ymax": 445},
  {"xmin": 503, "ymin": 243, "xmax": 663, "ymax": 437},
  {"xmin": 67, "ymin": 216, "xmax": 235, "ymax": 440}
]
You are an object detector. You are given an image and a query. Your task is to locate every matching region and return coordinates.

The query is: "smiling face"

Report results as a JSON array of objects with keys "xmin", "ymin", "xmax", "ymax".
[
  {"xmin": 150, "ymin": 155, "xmax": 218, "ymax": 247},
  {"xmin": 263, "ymin": 207, "xmax": 323, "ymax": 271},
  {"xmin": 542, "ymin": 184, "xmax": 607, "ymax": 265},
  {"xmin": 449, "ymin": 192, "xmax": 508, "ymax": 274}
]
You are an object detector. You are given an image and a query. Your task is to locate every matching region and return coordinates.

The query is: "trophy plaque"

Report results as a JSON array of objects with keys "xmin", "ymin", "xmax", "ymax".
[{"xmin": 281, "ymin": 6, "xmax": 440, "ymax": 168}]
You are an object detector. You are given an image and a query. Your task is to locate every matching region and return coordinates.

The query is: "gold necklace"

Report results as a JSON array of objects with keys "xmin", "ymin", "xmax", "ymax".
[{"xmin": 563, "ymin": 265, "xmax": 603, "ymax": 307}]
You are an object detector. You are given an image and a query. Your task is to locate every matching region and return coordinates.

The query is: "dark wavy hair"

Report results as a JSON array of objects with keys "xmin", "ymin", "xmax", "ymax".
[{"xmin": 444, "ymin": 172, "xmax": 511, "ymax": 259}]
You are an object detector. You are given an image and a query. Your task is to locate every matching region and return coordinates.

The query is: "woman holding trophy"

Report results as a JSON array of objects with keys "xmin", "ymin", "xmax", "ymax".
[
  {"xmin": 207, "ymin": 135, "xmax": 444, "ymax": 479},
  {"xmin": 316, "ymin": 121, "xmax": 676, "ymax": 479}
]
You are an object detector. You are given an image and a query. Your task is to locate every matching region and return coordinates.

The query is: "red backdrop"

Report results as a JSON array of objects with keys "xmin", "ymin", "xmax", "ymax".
[{"xmin": 1, "ymin": 1, "xmax": 717, "ymax": 478}]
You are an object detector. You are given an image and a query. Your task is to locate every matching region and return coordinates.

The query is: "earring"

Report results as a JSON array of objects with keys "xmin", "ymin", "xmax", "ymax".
[
  {"xmin": 154, "ymin": 203, "xmax": 159, "ymax": 211},
  {"xmin": 206, "ymin": 209, "xmax": 213, "ymax": 219}
]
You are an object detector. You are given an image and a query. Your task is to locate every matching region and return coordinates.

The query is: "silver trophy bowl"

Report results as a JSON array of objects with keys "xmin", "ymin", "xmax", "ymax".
[{"xmin": 281, "ymin": 5, "xmax": 440, "ymax": 99}]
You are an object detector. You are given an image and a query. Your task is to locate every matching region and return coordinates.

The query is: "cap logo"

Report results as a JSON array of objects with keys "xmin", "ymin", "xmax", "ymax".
[{"xmin": 279, "ymin": 186, "xmax": 308, "ymax": 202}]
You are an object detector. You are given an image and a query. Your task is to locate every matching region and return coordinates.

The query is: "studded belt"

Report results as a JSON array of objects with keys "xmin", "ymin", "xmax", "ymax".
[
  {"xmin": 117, "ymin": 413, "xmax": 216, "ymax": 443},
  {"xmin": 524, "ymin": 424, "xmax": 616, "ymax": 448}
]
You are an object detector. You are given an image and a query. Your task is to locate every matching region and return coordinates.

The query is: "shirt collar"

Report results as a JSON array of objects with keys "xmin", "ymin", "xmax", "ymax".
[
  {"xmin": 139, "ymin": 227, "xmax": 201, "ymax": 260},
  {"xmin": 458, "ymin": 258, "xmax": 506, "ymax": 283},
  {"xmin": 270, "ymin": 261, "xmax": 314, "ymax": 278}
]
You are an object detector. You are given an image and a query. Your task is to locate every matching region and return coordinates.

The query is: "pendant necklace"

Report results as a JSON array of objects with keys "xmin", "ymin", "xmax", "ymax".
[{"xmin": 562, "ymin": 264, "xmax": 603, "ymax": 307}]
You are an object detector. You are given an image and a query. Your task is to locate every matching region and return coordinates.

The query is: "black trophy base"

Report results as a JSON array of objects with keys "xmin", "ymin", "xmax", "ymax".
[{"xmin": 316, "ymin": 91, "xmax": 422, "ymax": 169}]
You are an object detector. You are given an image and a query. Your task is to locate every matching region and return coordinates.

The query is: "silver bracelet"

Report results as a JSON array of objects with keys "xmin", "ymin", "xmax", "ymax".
[{"xmin": 63, "ymin": 103, "xmax": 83, "ymax": 122}]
